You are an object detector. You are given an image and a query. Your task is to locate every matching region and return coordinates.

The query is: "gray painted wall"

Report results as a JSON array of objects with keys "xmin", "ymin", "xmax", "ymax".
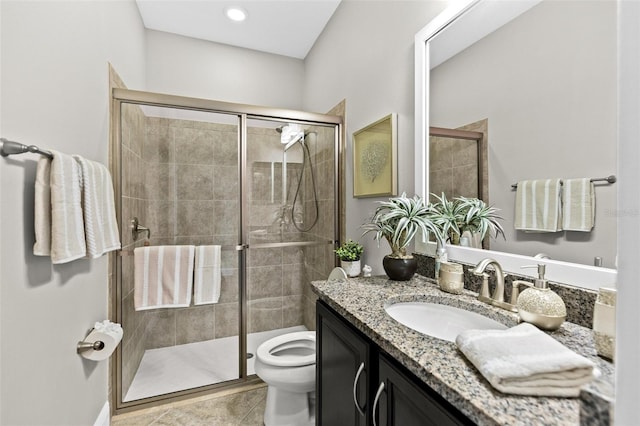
[
  {"xmin": 303, "ymin": 0, "xmax": 447, "ymax": 274},
  {"xmin": 145, "ymin": 29, "xmax": 305, "ymax": 110},
  {"xmin": 0, "ymin": 1, "xmax": 145, "ymax": 425}
]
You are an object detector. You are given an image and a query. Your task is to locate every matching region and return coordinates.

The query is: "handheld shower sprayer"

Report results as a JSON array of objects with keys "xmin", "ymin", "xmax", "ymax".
[{"xmin": 275, "ymin": 124, "xmax": 319, "ymax": 232}]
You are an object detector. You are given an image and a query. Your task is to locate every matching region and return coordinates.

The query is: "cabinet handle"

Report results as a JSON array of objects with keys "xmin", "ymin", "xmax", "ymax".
[
  {"xmin": 352, "ymin": 362, "xmax": 366, "ymax": 416},
  {"xmin": 372, "ymin": 381, "xmax": 385, "ymax": 426}
]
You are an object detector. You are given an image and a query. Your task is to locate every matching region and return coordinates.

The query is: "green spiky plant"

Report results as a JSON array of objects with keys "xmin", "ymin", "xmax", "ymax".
[
  {"xmin": 430, "ymin": 193, "xmax": 505, "ymax": 245},
  {"xmin": 362, "ymin": 193, "xmax": 445, "ymax": 259}
]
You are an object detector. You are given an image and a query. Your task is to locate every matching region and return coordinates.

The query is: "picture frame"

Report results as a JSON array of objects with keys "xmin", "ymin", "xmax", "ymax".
[{"xmin": 352, "ymin": 113, "xmax": 398, "ymax": 198}]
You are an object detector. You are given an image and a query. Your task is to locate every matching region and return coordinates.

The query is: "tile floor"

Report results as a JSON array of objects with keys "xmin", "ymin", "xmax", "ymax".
[{"xmin": 112, "ymin": 383, "xmax": 267, "ymax": 425}]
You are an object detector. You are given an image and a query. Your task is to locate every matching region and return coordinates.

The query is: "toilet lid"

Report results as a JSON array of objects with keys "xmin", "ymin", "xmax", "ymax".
[{"xmin": 256, "ymin": 331, "xmax": 316, "ymax": 367}]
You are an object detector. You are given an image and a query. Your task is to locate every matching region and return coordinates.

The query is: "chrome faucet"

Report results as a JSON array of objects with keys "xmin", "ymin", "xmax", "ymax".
[{"xmin": 472, "ymin": 258, "xmax": 516, "ymax": 312}]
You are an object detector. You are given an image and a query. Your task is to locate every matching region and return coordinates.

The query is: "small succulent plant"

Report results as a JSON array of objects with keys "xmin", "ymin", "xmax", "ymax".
[{"xmin": 334, "ymin": 240, "xmax": 364, "ymax": 261}]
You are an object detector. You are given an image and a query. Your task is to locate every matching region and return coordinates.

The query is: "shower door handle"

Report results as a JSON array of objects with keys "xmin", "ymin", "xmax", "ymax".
[{"xmin": 234, "ymin": 244, "xmax": 249, "ymax": 250}]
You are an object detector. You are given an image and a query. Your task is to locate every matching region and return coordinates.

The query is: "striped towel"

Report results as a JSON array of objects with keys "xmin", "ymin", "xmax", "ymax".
[
  {"xmin": 562, "ymin": 178, "xmax": 595, "ymax": 232},
  {"xmin": 134, "ymin": 245, "xmax": 195, "ymax": 311},
  {"xmin": 73, "ymin": 155, "xmax": 121, "ymax": 257},
  {"xmin": 194, "ymin": 245, "xmax": 222, "ymax": 305},
  {"xmin": 49, "ymin": 150, "xmax": 87, "ymax": 263},
  {"xmin": 514, "ymin": 179, "xmax": 563, "ymax": 232}
]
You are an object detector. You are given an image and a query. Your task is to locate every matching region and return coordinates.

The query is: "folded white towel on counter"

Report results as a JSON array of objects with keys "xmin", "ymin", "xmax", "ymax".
[
  {"xmin": 562, "ymin": 178, "xmax": 595, "ymax": 232},
  {"xmin": 134, "ymin": 245, "xmax": 195, "ymax": 310},
  {"xmin": 514, "ymin": 179, "xmax": 563, "ymax": 232},
  {"xmin": 33, "ymin": 156, "xmax": 52, "ymax": 256},
  {"xmin": 194, "ymin": 245, "xmax": 222, "ymax": 305},
  {"xmin": 73, "ymin": 155, "xmax": 121, "ymax": 257},
  {"xmin": 455, "ymin": 323, "xmax": 596, "ymax": 397},
  {"xmin": 49, "ymin": 150, "xmax": 87, "ymax": 263}
]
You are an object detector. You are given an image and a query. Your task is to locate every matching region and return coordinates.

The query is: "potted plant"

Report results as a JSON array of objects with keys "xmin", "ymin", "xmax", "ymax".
[
  {"xmin": 334, "ymin": 240, "xmax": 364, "ymax": 277},
  {"xmin": 362, "ymin": 193, "xmax": 444, "ymax": 281},
  {"xmin": 430, "ymin": 193, "xmax": 505, "ymax": 247}
]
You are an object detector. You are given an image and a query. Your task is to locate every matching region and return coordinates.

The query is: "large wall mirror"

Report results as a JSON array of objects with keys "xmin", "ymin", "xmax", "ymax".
[{"xmin": 414, "ymin": 0, "xmax": 617, "ymax": 288}]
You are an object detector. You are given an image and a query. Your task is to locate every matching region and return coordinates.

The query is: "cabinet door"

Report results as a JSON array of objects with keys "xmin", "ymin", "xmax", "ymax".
[
  {"xmin": 375, "ymin": 354, "xmax": 469, "ymax": 426},
  {"xmin": 317, "ymin": 301, "xmax": 371, "ymax": 426}
]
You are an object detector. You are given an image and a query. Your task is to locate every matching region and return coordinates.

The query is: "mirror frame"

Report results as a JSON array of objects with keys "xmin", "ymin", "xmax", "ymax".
[{"xmin": 413, "ymin": 0, "xmax": 616, "ymax": 290}]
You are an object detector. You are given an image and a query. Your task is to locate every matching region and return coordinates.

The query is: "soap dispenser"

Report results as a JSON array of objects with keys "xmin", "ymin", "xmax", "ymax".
[{"xmin": 515, "ymin": 264, "xmax": 567, "ymax": 331}]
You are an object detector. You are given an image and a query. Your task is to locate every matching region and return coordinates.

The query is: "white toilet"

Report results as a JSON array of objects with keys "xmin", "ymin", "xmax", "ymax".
[{"xmin": 254, "ymin": 331, "xmax": 316, "ymax": 426}]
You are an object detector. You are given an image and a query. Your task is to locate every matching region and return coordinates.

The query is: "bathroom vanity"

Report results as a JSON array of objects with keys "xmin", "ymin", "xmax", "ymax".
[
  {"xmin": 317, "ymin": 300, "xmax": 471, "ymax": 426},
  {"xmin": 312, "ymin": 275, "xmax": 614, "ymax": 425}
]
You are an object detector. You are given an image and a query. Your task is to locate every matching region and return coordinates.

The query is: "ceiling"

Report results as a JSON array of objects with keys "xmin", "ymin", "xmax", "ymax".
[{"xmin": 135, "ymin": 0, "xmax": 342, "ymax": 59}]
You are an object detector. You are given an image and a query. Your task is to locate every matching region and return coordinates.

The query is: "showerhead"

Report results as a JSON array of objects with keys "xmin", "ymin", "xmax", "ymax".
[{"xmin": 278, "ymin": 124, "xmax": 305, "ymax": 147}]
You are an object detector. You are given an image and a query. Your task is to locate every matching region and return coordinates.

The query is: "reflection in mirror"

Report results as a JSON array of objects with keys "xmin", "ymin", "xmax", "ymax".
[
  {"xmin": 429, "ymin": 119, "xmax": 488, "ymax": 203},
  {"xmin": 426, "ymin": 0, "xmax": 617, "ymax": 268}
]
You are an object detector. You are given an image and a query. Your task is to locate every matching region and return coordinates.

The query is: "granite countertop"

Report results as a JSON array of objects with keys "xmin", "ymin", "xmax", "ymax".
[{"xmin": 311, "ymin": 274, "xmax": 615, "ymax": 426}]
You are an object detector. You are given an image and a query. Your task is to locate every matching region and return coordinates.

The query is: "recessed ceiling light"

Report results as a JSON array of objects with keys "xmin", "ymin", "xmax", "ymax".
[{"xmin": 225, "ymin": 7, "xmax": 247, "ymax": 22}]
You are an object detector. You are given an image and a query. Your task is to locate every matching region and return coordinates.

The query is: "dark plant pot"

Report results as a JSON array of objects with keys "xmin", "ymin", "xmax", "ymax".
[{"xmin": 382, "ymin": 255, "xmax": 417, "ymax": 281}]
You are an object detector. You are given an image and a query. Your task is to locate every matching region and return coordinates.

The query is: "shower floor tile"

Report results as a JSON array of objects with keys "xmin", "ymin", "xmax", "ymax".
[{"xmin": 124, "ymin": 325, "xmax": 306, "ymax": 402}]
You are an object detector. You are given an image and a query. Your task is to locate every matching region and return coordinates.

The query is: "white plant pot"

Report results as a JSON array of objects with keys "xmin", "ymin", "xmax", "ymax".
[{"xmin": 341, "ymin": 260, "xmax": 361, "ymax": 277}]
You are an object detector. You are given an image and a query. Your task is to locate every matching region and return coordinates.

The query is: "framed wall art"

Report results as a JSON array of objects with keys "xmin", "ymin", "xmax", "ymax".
[{"xmin": 352, "ymin": 113, "xmax": 397, "ymax": 198}]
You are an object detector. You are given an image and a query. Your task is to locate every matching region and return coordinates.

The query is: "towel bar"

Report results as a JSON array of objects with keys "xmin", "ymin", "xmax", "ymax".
[
  {"xmin": 0, "ymin": 138, "xmax": 54, "ymax": 159},
  {"xmin": 511, "ymin": 175, "xmax": 616, "ymax": 189}
]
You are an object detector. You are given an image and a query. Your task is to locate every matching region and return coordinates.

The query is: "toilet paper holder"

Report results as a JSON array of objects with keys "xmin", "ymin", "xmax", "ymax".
[
  {"xmin": 77, "ymin": 320, "xmax": 123, "ymax": 360},
  {"xmin": 76, "ymin": 338, "xmax": 105, "ymax": 353}
]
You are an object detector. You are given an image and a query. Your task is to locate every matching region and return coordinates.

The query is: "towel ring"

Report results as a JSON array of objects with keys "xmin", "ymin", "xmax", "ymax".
[{"xmin": 130, "ymin": 217, "xmax": 151, "ymax": 241}]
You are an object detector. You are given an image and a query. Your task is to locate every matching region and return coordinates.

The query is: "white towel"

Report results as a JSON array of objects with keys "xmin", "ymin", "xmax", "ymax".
[
  {"xmin": 49, "ymin": 150, "xmax": 87, "ymax": 263},
  {"xmin": 456, "ymin": 323, "xmax": 596, "ymax": 397},
  {"xmin": 73, "ymin": 155, "xmax": 121, "ymax": 257},
  {"xmin": 33, "ymin": 156, "xmax": 52, "ymax": 256},
  {"xmin": 194, "ymin": 245, "xmax": 222, "ymax": 305},
  {"xmin": 134, "ymin": 245, "xmax": 195, "ymax": 311},
  {"xmin": 514, "ymin": 179, "xmax": 563, "ymax": 232},
  {"xmin": 562, "ymin": 178, "xmax": 595, "ymax": 232}
]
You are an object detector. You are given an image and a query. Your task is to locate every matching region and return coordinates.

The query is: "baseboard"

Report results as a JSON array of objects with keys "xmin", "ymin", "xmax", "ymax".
[{"xmin": 94, "ymin": 401, "xmax": 110, "ymax": 426}]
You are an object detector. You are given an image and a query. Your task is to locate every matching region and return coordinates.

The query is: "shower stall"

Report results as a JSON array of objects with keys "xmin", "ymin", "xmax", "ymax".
[{"xmin": 110, "ymin": 89, "xmax": 341, "ymax": 411}]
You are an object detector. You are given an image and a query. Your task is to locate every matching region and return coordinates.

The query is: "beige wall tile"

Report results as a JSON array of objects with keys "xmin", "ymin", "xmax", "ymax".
[
  {"xmin": 145, "ymin": 310, "xmax": 177, "ymax": 349},
  {"xmin": 214, "ymin": 303, "xmax": 239, "ymax": 339},
  {"xmin": 175, "ymin": 306, "xmax": 215, "ymax": 345},
  {"xmin": 174, "ymin": 127, "xmax": 216, "ymax": 165},
  {"xmin": 177, "ymin": 200, "xmax": 215, "ymax": 236},
  {"xmin": 247, "ymin": 265, "xmax": 282, "ymax": 300},
  {"xmin": 176, "ymin": 164, "xmax": 214, "ymax": 200},
  {"xmin": 248, "ymin": 298, "xmax": 282, "ymax": 333}
]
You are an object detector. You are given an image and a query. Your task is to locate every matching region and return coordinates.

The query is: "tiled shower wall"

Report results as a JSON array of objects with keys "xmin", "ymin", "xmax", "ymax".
[
  {"xmin": 301, "ymin": 125, "xmax": 337, "ymax": 329},
  {"xmin": 120, "ymin": 103, "xmax": 147, "ymax": 398},
  {"xmin": 429, "ymin": 135, "xmax": 479, "ymax": 201},
  {"xmin": 429, "ymin": 118, "xmax": 488, "ymax": 204},
  {"xmin": 118, "ymin": 107, "xmax": 330, "ymax": 397}
]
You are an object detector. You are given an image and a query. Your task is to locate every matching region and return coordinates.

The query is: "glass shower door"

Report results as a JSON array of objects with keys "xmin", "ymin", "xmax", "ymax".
[
  {"xmin": 243, "ymin": 118, "xmax": 338, "ymax": 375},
  {"xmin": 117, "ymin": 102, "xmax": 243, "ymax": 403}
]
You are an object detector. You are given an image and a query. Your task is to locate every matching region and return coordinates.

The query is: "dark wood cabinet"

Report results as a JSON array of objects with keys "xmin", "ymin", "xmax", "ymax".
[
  {"xmin": 317, "ymin": 300, "xmax": 471, "ymax": 426},
  {"xmin": 316, "ymin": 300, "xmax": 371, "ymax": 426},
  {"xmin": 376, "ymin": 353, "xmax": 468, "ymax": 426}
]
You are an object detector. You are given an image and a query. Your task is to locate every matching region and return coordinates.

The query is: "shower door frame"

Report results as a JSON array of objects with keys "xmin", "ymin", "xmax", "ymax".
[{"xmin": 110, "ymin": 88, "xmax": 342, "ymax": 414}]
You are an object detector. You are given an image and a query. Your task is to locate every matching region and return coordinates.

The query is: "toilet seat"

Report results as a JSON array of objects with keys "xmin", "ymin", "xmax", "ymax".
[{"xmin": 256, "ymin": 331, "xmax": 316, "ymax": 367}]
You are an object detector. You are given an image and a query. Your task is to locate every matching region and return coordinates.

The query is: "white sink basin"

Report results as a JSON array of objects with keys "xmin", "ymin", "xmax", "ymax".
[{"xmin": 384, "ymin": 302, "xmax": 508, "ymax": 342}]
